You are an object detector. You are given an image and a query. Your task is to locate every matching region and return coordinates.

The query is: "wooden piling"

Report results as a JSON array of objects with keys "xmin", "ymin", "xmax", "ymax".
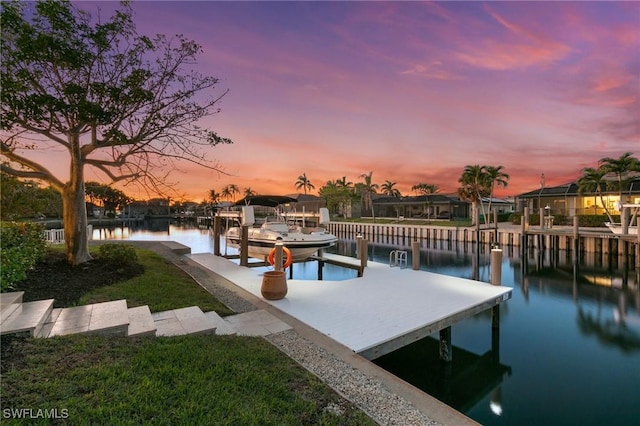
[
  {"xmin": 274, "ymin": 241, "xmax": 284, "ymax": 272},
  {"xmin": 439, "ymin": 326, "xmax": 452, "ymax": 363},
  {"xmin": 213, "ymin": 215, "xmax": 221, "ymax": 256},
  {"xmin": 412, "ymin": 240, "xmax": 420, "ymax": 270},
  {"xmin": 240, "ymin": 225, "xmax": 249, "ymax": 267},
  {"xmin": 491, "ymin": 248, "xmax": 502, "ymax": 330}
]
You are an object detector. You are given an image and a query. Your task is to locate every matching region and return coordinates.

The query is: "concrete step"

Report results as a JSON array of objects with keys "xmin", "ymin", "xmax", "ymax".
[
  {"xmin": 152, "ymin": 306, "xmax": 217, "ymax": 336},
  {"xmin": 48, "ymin": 300, "xmax": 129, "ymax": 337},
  {"xmin": 1, "ymin": 298, "xmax": 54, "ymax": 337},
  {"xmin": 204, "ymin": 311, "xmax": 237, "ymax": 335},
  {"xmin": 1, "ymin": 291, "xmax": 25, "ymax": 323},
  {"xmin": 223, "ymin": 310, "xmax": 292, "ymax": 337},
  {"xmin": 161, "ymin": 241, "xmax": 191, "ymax": 255},
  {"xmin": 127, "ymin": 306, "xmax": 157, "ymax": 337}
]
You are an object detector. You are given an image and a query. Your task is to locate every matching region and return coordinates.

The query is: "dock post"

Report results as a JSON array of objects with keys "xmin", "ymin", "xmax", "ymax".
[
  {"xmin": 494, "ymin": 210, "xmax": 498, "ymax": 241},
  {"xmin": 439, "ymin": 327, "xmax": 452, "ymax": 362},
  {"xmin": 356, "ymin": 234, "xmax": 362, "ymax": 259},
  {"xmin": 213, "ymin": 215, "xmax": 221, "ymax": 256},
  {"xmin": 317, "ymin": 248, "xmax": 324, "ymax": 280},
  {"xmin": 573, "ymin": 216, "xmax": 579, "ymax": 263},
  {"xmin": 412, "ymin": 240, "xmax": 420, "ymax": 270},
  {"xmin": 491, "ymin": 248, "xmax": 503, "ymax": 329},
  {"xmin": 240, "ymin": 225, "xmax": 249, "ymax": 267},
  {"xmin": 539, "ymin": 207, "xmax": 545, "ymax": 230},
  {"xmin": 274, "ymin": 241, "xmax": 284, "ymax": 272},
  {"xmin": 359, "ymin": 238, "xmax": 368, "ymax": 271}
]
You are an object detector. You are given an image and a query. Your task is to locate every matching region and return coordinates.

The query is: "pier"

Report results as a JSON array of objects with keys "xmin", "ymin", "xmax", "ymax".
[
  {"xmin": 326, "ymin": 220, "xmax": 640, "ymax": 263},
  {"xmin": 189, "ymin": 252, "xmax": 512, "ymax": 361}
]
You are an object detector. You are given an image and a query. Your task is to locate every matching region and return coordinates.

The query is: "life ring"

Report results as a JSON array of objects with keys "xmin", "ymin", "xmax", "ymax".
[{"xmin": 268, "ymin": 246, "xmax": 292, "ymax": 269}]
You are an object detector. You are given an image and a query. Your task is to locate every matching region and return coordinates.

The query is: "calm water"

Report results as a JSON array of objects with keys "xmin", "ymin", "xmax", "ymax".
[{"xmin": 94, "ymin": 220, "xmax": 640, "ymax": 425}]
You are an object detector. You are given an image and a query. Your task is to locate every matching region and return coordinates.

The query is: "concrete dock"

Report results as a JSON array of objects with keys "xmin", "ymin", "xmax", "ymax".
[{"xmin": 188, "ymin": 253, "xmax": 512, "ymax": 360}]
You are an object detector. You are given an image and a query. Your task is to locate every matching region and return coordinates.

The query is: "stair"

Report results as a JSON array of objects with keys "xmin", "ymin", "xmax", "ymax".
[
  {"xmin": 1, "ymin": 291, "xmax": 24, "ymax": 323},
  {"xmin": 47, "ymin": 300, "xmax": 129, "ymax": 337},
  {"xmin": 204, "ymin": 310, "xmax": 237, "ymax": 335},
  {"xmin": 127, "ymin": 306, "xmax": 157, "ymax": 337},
  {"xmin": 2, "ymin": 292, "xmax": 288, "ymax": 339},
  {"xmin": 1, "ymin": 292, "xmax": 54, "ymax": 337},
  {"xmin": 152, "ymin": 306, "xmax": 218, "ymax": 336}
]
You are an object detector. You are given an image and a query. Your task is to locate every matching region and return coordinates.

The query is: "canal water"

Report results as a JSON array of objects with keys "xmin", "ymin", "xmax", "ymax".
[{"xmin": 94, "ymin": 220, "xmax": 640, "ymax": 425}]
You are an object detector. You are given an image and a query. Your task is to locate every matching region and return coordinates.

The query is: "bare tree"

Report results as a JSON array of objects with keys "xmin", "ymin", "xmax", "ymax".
[{"xmin": 1, "ymin": 1, "xmax": 232, "ymax": 264}]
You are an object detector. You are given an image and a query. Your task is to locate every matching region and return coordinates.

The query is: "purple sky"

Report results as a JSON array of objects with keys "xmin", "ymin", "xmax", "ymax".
[{"xmin": 71, "ymin": 1, "xmax": 639, "ymax": 201}]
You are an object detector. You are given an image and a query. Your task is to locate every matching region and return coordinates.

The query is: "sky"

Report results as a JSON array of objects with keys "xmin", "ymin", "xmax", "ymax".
[{"xmin": 63, "ymin": 2, "xmax": 640, "ymax": 201}]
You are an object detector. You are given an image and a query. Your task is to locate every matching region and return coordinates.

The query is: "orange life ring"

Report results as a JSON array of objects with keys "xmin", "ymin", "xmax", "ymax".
[{"xmin": 268, "ymin": 246, "xmax": 292, "ymax": 269}]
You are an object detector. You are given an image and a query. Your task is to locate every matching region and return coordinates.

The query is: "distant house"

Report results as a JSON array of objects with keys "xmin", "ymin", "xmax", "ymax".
[
  {"xmin": 481, "ymin": 197, "xmax": 515, "ymax": 215},
  {"xmin": 516, "ymin": 177, "xmax": 640, "ymax": 216},
  {"xmin": 284, "ymin": 194, "xmax": 326, "ymax": 213},
  {"xmin": 372, "ymin": 194, "xmax": 469, "ymax": 219}
]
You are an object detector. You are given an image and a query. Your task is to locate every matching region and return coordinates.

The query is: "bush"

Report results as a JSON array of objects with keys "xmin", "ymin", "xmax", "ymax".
[
  {"xmin": 0, "ymin": 222, "xmax": 47, "ymax": 292},
  {"xmin": 97, "ymin": 243, "xmax": 138, "ymax": 267}
]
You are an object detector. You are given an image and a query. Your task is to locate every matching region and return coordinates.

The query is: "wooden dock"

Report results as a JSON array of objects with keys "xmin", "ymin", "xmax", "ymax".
[{"xmin": 188, "ymin": 253, "xmax": 512, "ymax": 360}]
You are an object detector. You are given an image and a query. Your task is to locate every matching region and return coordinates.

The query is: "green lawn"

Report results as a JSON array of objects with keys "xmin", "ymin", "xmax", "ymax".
[
  {"xmin": 79, "ymin": 249, "xmax": 234, "ymax": 315},
  {"xmin": 1, "ymin": 246, "xmax": 374, "ymax": 425}
]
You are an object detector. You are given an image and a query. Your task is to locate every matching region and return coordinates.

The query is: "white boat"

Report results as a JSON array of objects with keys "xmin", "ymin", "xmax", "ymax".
[
  {"xmin": 605, "ymin": 202, "xmax": 639, "ymax": 235},
  {"xmin": 224, "ymin": 196, "xmax": 337, "ymax": 262},
  {"xmin": 605, "ymin": 223, "xmax": 638, "ymax": 235}
]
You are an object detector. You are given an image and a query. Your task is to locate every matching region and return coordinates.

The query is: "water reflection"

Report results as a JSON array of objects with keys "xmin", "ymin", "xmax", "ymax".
[{"xmin": 93, "ymin": 222, "xmax": 640, "ymax": 425}]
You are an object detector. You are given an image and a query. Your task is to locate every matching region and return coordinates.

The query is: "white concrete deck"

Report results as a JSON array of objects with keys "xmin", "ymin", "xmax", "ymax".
[{"xmin": 188, "ymin": 253, "xmax": 512, "ymax": 359}]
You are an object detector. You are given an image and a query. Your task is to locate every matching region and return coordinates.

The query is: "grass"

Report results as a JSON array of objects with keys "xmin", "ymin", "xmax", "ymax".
[
  {"xmin": 1, "ymin": 245, "xmax": 375, "ymax": 425},
  {"xmin": 78, "ymin": 249, "xmax": 234, "ymax": 315},
  {"xmin": 2, "ymin": 335, "xmax": 373, "ymax": 425}
]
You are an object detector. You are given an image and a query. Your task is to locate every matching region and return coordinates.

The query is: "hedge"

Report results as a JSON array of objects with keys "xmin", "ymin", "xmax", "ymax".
[{"xmin": 1, "ymin": 222, "xmax": 47, "ymax": 292}]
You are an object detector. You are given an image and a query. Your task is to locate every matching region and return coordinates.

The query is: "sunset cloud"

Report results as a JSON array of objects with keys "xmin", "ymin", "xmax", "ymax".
[{"xmin": 34, "ymin": 2, "xmax": 639, "ymax": 201}]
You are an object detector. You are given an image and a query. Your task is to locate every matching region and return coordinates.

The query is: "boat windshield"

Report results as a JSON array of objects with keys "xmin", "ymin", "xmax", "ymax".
[{"xmin": 261, "ymin": 222, "xmax": 289, "ymax": 233}]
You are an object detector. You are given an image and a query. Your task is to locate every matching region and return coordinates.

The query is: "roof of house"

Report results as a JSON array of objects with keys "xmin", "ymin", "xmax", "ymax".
[
  {"xmin": 517, "ymin": 177, "xmax": 640, "ymax": 198},
  {"xmin": 373, "ymin": 194, "xmax": 466, "ymax": 205}
]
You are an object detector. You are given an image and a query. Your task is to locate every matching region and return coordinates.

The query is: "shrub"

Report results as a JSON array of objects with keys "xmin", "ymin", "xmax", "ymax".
[
  {"xmin": 0, "ymin": 222, "xmax": 47, "ymax": 292},
  {"xmin": 97, "ymin": 243, "xmax": 138, "ymax": 266}
]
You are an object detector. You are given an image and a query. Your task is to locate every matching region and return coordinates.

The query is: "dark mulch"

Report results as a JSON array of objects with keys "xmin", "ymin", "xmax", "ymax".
[
  {"xmin": 2, "ymin": 250, "xmax": 144, "ymax": 366},
  {"xmin": 13, "ymin": 250, "xmax": 144, "ymax": 308}
]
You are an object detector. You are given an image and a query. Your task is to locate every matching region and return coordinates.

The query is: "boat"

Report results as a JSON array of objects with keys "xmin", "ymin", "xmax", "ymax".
[
  {"xmin": 605, "ymin": 223, "xmax": 638, "ymax": 235},
  {"xmin": 224, "ymin": 195, "xmax": 337, "ymax": 262},
  {"xmin": 605, "ymin": 202, "xmax": 639, "ymax": 235}
]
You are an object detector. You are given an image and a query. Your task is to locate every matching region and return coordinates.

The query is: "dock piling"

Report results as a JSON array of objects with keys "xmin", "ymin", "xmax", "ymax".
[
  {"xmin": 240, "ymin": 225, "xmax": 249, "ymax": 267},
  {"xmin": 412, "ymin": 241, "xmax": 420, "ymax": 270},
  {"xmin": 274, "ymin": 242, "xmax": 284, "ymax": 272},
  {"xmin": 213, "ymin": 215, "xmax": 221, "ymax": 256},
  {"xmin": 439, "ymin": 327, "xmax": 452, "ymax": 362}
]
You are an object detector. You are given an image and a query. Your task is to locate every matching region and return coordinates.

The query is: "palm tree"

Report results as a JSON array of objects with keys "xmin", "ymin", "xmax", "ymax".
[
  {"xmin": 599, "ymin": 152, "xmax": 640, "ymax": 203},
  {"xmin": 228, "ymin": 184, "xmax": 240, "ymax": 201},
  {"xmin": 318, "ymin": 180, "xmax": 340, "ymax": 214},
  {"xmin": 335, "ymin": 176, "xmax": 353, "ymax": 190},
  {"xmin": 221, "ymin": 185, "xmax": 232, "ymax": 201},
  {"xmin": 411, "ymin": 183, "xmax": 440, "ymax": 195},
  {"xmin": 411, "ymin": 183, "xmax": 440, "ymax": 219},
  {"xmin": 381, "ymin": 180, "xmax": 401, "ymax": 197},
  {"xmin": 243, "ymin": 187, "xmax": 256, "ymax": 198},
  {"xmin": 577, "ymin": 167, "xmax": 614, "ymax": 221},
  {"xmin": 295, "ymin": 172, "xmax": 315, "ymax": 195},
  {"xmin": 208, "ymin": 189, "xmax": 221, "ymax": 205},
  {"xmin": 358, "ymin": 171, "xmax": 379, "ymax": 221},
  {"xmin": 485, "ymin": 165, "xmax": 509, "ymax": 220},
  {"xmin": 458, "ymin": 165, "xmax": 489, "ymax": 225},
  {"xmin": 334, "ymin": 177, "xmax": 355, "ymax": 218}
]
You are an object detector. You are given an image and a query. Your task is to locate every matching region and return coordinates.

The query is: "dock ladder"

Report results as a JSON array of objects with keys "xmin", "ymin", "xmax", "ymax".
[{"xmin": 389, "ymin": 250, "xmax": 408, "ymax": 268}]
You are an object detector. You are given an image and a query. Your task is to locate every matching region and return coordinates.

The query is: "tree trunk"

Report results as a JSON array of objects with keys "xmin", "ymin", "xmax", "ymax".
[{"xmin": 63, "ymin": 132, "xmax": 92, "ymax": 265}]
